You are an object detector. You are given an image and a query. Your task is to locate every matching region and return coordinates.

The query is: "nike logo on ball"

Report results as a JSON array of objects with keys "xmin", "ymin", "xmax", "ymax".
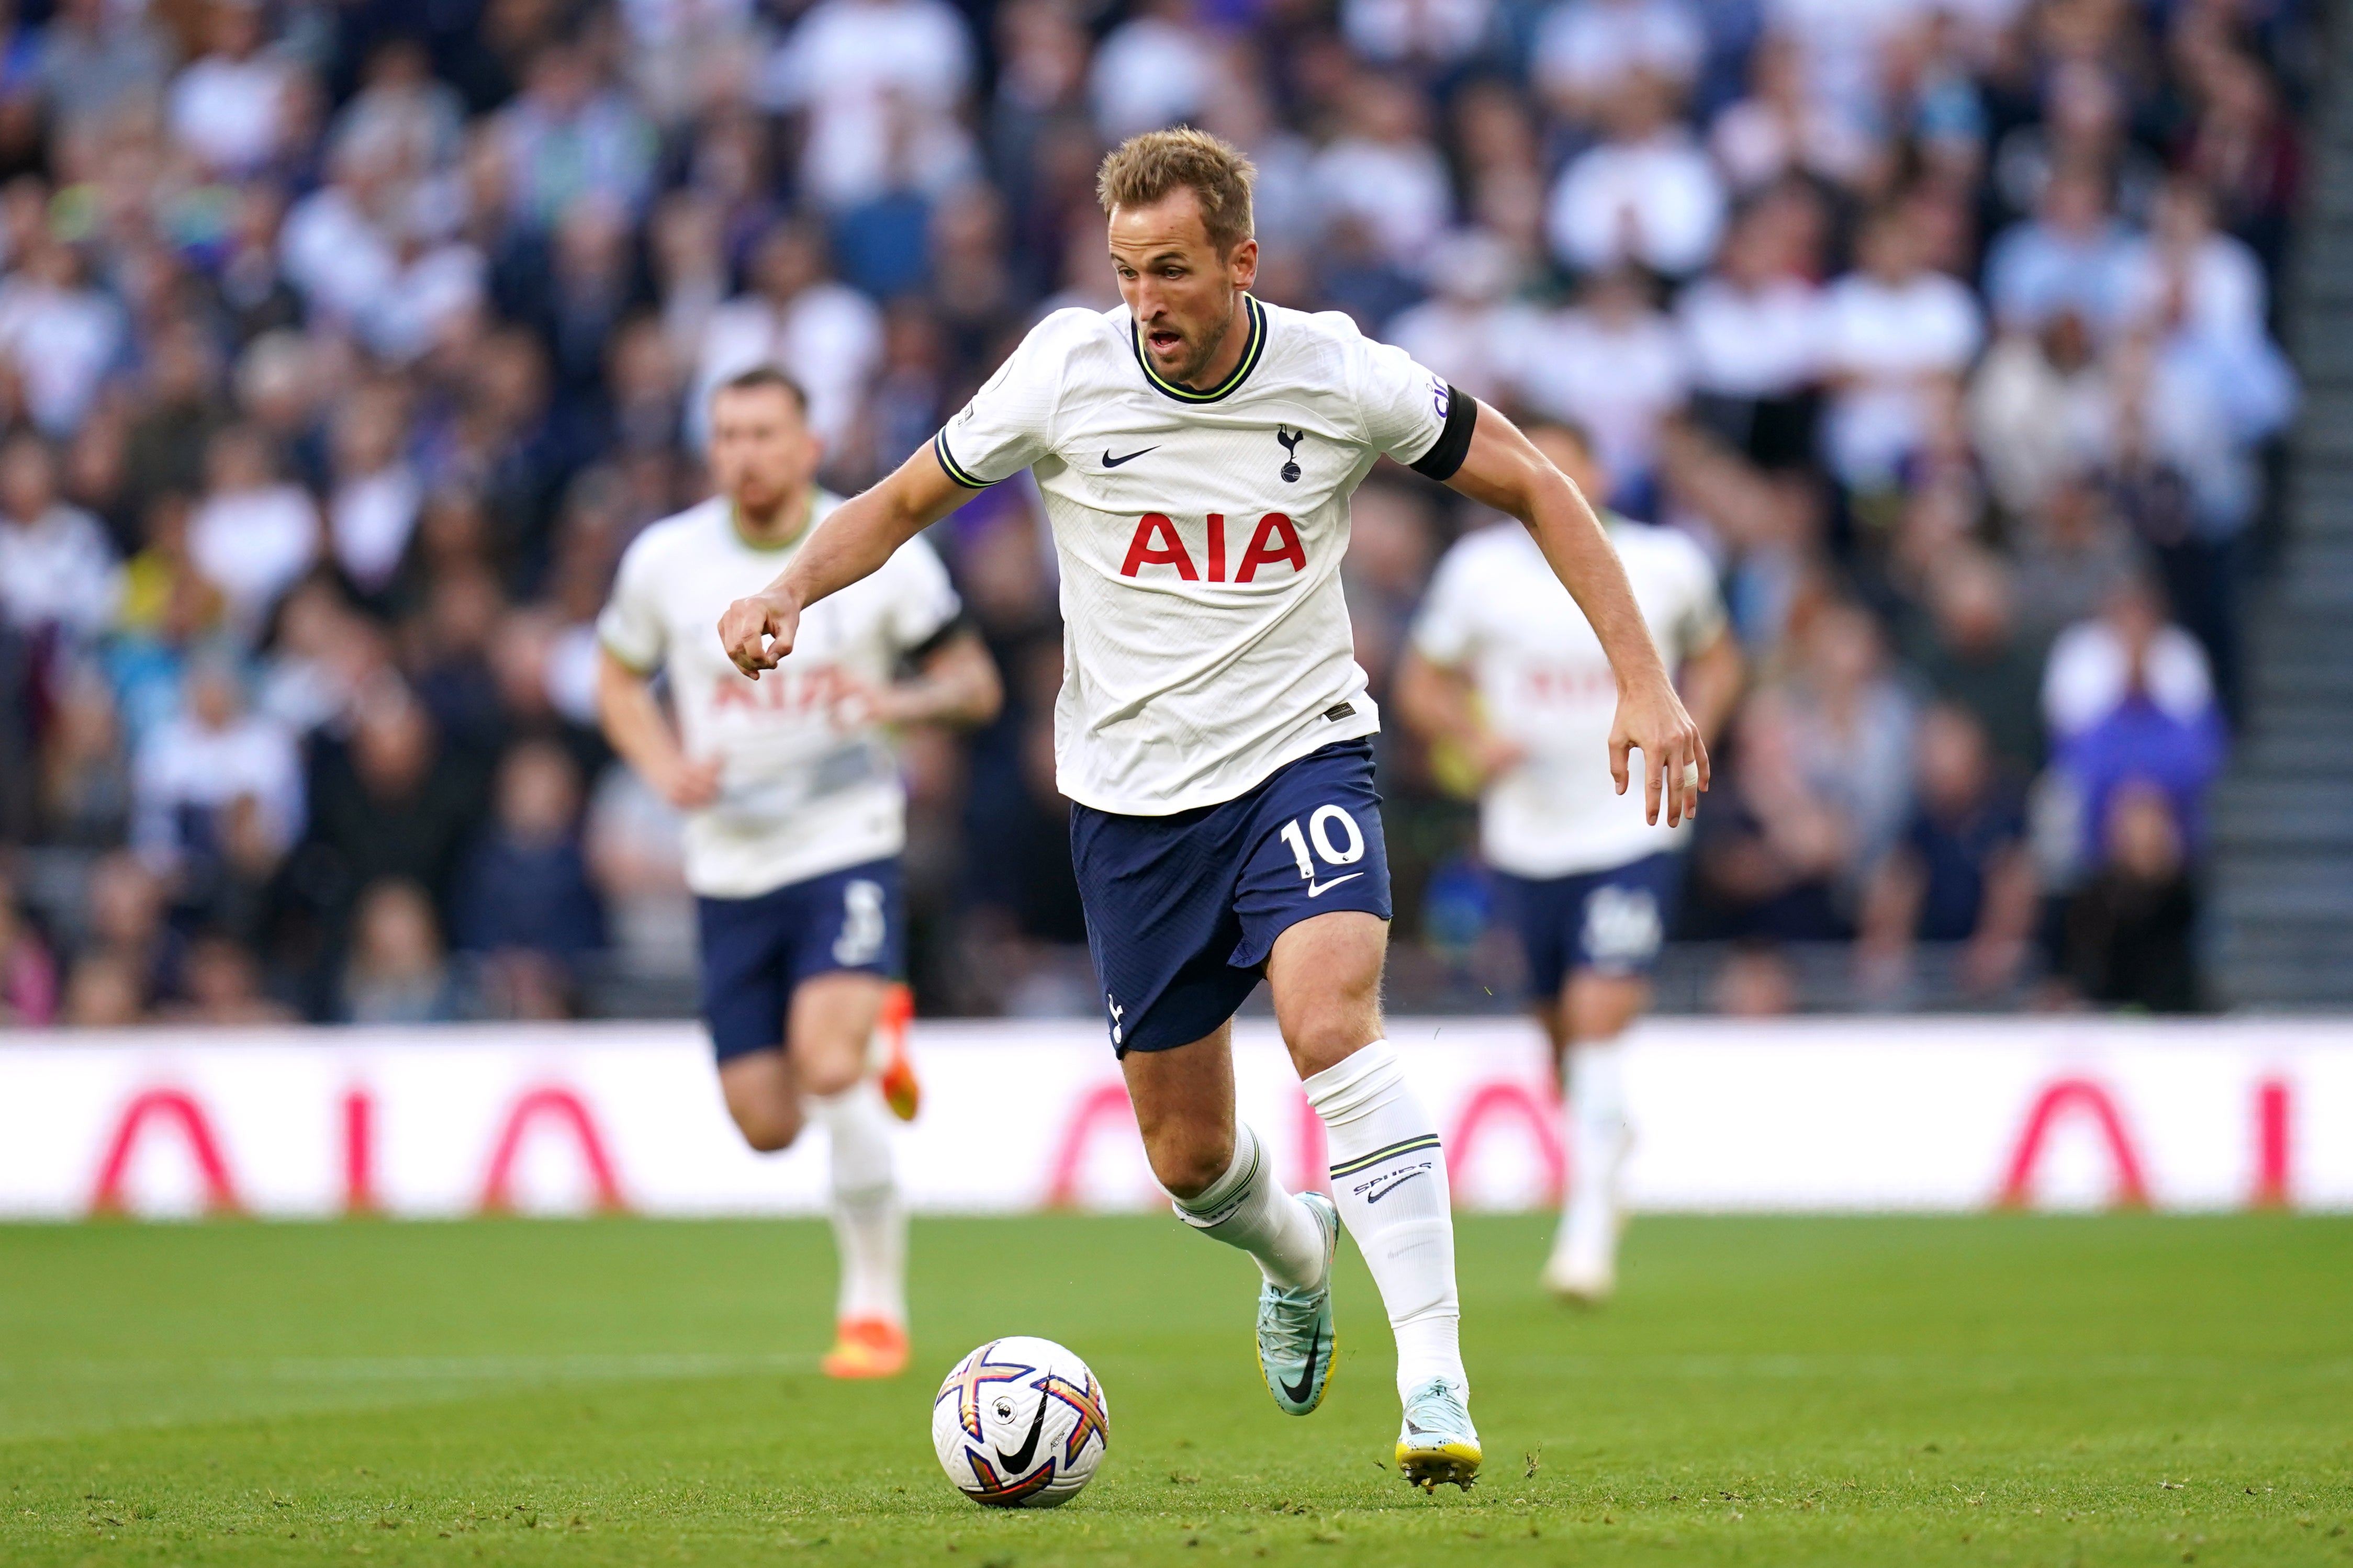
[
  {"xmin": 994, "ymin": 1382, "xmax": 1050, "ymax": 1473},
  {"xmin": 1306, "ymin": 873, "xmax": 1365, "ymax": 898},
  {"xmin": 1280, "ymin": 1322, "xmax": 1324, "ymax": 1407},
  {"xmin": 1102, "ymin": 447, "xmax": 1157, "ymax": 467}
]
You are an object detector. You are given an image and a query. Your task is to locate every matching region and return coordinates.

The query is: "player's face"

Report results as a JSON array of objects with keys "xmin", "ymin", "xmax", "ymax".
[
  {"xmin": 707, "ymin": 386, "xmax": 820, "ymax": 517},
  {"xmin": 1108, "ymin": 189, "xmax": 1259, "ymax": 387}
]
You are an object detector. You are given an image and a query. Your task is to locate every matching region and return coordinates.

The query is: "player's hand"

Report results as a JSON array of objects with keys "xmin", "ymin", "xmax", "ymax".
[
  {"xmin": 659, "ymin": 754, "xmax": 723, "ymax": 811},
  {"xmin": 719, "ymin": 588, "xmax": 800, "ymax": 679},
  {"xmin": 1608, "ymin": 672, "xmax": 1709, "ymax": 828}
]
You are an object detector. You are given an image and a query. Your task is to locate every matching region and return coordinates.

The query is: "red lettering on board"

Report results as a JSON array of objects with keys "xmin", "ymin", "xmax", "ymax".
[
  {"xmin": 88, "ymin": 1089, "xmax": 242, "ymax": 1215},
  {"xmin": 478, "ymin": 1087, "xmax": 626, "ymax": 1213},
  {"xmin": 1997, "ymin": 1078, "xmax": 2149, "ymax": 1210}
]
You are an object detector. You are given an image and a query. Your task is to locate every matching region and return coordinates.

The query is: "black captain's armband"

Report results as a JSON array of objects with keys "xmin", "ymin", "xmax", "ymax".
[
  {"xmin": 1408, "ymin": 385, "xmax": 1476, "ymax": 482},
  {"xmin": 904, "ymin": 612, "xmax": 976, "ymax": 668}
]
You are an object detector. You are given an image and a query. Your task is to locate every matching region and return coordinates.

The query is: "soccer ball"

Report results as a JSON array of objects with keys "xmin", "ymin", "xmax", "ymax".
[{"xmin": 931, "ymin": 1336, "xmax": 1110, "ymax": 1508}]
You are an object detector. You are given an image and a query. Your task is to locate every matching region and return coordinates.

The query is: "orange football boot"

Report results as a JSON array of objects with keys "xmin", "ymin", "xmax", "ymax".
[
  {"xmin": 876, "ymin": 983, "xmax": 920, "ymax": 1122},
  {"xmin": 821, "ymin": 1316, "xmax": 910, "ymax": 1379}
]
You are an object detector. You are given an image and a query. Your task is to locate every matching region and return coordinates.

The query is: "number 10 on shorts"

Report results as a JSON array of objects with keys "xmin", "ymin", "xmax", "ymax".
[{"xmin": 1278, "ymin": 805, "xmax": 1366, "ymax": 897}]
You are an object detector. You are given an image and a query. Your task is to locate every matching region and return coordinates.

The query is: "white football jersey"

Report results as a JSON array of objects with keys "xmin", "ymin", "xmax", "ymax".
[
  {"xmin": 1411, "ymin": 516, "xmax": 1727, "ymax": 878},
  {"xmin": 934, "ymin": 296, "xmax": 1461, "ymax": 815},
  {"xmin": 596, "ymin": 492, "xmax": 960, "ymax": 898}
]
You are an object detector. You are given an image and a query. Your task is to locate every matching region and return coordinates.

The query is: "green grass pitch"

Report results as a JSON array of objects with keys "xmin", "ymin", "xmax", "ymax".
[{"xmin": 3, "ymin": 1213, "xmax": 2348, "ymax": 1566}]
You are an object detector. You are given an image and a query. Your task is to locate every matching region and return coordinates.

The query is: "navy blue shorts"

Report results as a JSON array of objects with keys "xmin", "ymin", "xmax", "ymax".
[
  {"xmin": 1495, "ymin": 851, "xmax": 1683, "ymax": 998},
  {"xmin": 1071, "ymin": 740, "xmax": 1392, "ymax": 1056},
  {"xmin": 695, "ymin": 858, "xmax": 902, "ymax": 1063}
]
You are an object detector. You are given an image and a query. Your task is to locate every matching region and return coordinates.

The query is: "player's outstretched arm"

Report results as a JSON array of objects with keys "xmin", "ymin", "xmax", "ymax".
[
  {"xmin": 1442, "ymin": 401, "xmax": 1710, "ymax": 827},
  {"xmin": 719, "ymin": 448, "xmax": 970, "ymax": 680}
]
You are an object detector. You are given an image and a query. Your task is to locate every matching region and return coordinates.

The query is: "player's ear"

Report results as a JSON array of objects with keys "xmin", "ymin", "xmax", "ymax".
[{"xmin": 1226, "ymin": 236, "xmax": 1258, "ymax": 290}]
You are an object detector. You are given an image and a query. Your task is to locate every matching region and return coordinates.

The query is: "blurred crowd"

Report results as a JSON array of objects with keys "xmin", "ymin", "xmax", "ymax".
[{"xmin": 0, "ymin": 0, "xmax": 2307, "ymax": 1029}]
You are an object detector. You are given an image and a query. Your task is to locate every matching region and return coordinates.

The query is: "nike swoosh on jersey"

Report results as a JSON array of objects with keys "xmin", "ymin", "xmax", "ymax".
[
  {"xmin": 1364, "ymin": 1170, "xmax": 1427, "ymax": 1204},
  {"xmin": 1102, "ymin": 446, "xmax": 1158, "ymax": 467},
  {"xmin": 1279, "ymin": 1321, "xmax": 1325, "ymax": 1407},
  {"xmin": 994, "ymin": 1382, "xmax": 1051, "ymax": 1473},
  {"xmin": 1306, "ymin": 872, "xmax": 1365, "ymax": 898}
]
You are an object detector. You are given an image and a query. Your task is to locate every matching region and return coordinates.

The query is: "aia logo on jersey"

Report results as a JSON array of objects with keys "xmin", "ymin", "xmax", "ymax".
[
  {"xmin": 712, "ymin": 662, "xmax": 864, "ymax": 724},
  {"xmin": 1121, "ymin": 513, "xmax": 1306, "ymax": 583}
]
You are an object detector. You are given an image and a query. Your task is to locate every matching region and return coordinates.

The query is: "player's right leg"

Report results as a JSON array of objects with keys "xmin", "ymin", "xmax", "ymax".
[{"xmin": 1121, "ymin": 1028, "xmax": 1338, "ymax": 1415}]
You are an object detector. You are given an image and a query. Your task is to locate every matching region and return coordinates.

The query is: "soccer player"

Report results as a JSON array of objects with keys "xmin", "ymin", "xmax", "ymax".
[
  {"xmin": 596, "ymin": 367, "xmax": 1001, "ymax": 1379},
  {"xmin": 1398, "ymin": 421, "xmax": 1742, "ymax": 1303},
  {"xmin": 718, "ymin": 131, "xmax": 1705, "ymax": 1486}
]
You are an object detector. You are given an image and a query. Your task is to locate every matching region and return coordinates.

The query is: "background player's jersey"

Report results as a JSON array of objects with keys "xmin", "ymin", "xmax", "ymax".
[
  {"xmin": 597, "ymin": 491, "xmax": 960, "ymax": 898},
  {"xmin": 1412, "ymin": 516, "xmax": 1727, "ymax": 878},
  {"xmin": 935, "ymin": 296, "xmax": 1454, "ymax": 815}
]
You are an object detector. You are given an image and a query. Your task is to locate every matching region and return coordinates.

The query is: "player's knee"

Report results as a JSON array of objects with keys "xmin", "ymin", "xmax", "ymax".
[
  {"xmin": 1144, "ymin": 1130, "xmax": 1232, "ymax": 1201},
  {"xmin": 732, "ymin": 1106, "xmax": 804, "ymax": 1154},
  {"xmin": 794, "ymin": 1050, "xmax": 862, "ymax": 1099}
]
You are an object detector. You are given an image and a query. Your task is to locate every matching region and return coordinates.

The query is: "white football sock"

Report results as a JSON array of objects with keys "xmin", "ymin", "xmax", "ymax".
[
  {"xmin": 1560, "ymin": 1036, "xmax": 1630, "ymax": 1268},
  {"xmin": 1168, "ymin": 1121, "xmax": 1327, "ymax": 1291},
  {"xmin": 1304, "ymin": 1040, "xmax": 1466, "ymax": 1403},
  {"xmin": 806, "ymin": 1084, "xmax": 906, "ymax": 1327}
]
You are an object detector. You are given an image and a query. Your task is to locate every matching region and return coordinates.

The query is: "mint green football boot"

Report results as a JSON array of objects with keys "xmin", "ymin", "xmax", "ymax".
[
  {"xmin": 1395, "ymin": 1377, "xmax": 1482, "ymax": 1491},
  {"xmin": 1256, "ymin": 1191, "xmax": 1339, "ymax": 1415}
]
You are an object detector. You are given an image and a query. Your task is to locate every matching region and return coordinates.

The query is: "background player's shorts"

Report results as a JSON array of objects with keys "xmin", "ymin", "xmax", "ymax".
[
  {"xmin": 1495, "ymin": 851, "xmax": 1684, "ymax": 999},
  {"xmin": 1071, "ymin": 740, "xmax": 1392, "ymax": 1056},
  {"xmin": 694, "ymin": 858, "xmax": 902, "ymax": 1063}
]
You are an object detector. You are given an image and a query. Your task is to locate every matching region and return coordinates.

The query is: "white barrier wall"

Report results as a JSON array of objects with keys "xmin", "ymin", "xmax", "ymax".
[{"xmin": 1, "ymin": 1017, "xmax": 2347, "ymax": 1219}]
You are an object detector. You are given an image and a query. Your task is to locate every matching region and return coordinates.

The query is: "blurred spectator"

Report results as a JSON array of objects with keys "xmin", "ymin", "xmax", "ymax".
[
  {"xmin": 1985, "ymin": 164, "xmax": 2137, "ymax": 336},
  {"xmin": 0, "ymin": 872, "xmax": 57, "ymax": 1026},
  {"xmin": 62, "ymin": 948, "xmax": 147, "ymax": 1028},
  {"xmin": 327, "ymin": 383, "xmax": 423, "ymax": 595},
  {"xmin": 1785, "ymin": 601, "xmax": 1917, "ymax": 889},
  {"xmin": 1546, "ymin": 72, "xmax": 1725, "ymax": 278},
  {"xmin": 130, "ymin": 658, "xmax": 302, "ymax": 881},
  {"xmin": 1088, "ymin": 0, "xmax": 1214, "ymax": 144},
  {"xmin": 1691, "ymin": 689, "xmax": 1852, "ymax": 940},
  {"xmin": 1386, "ymin": 230, "xmax": 1536, "ymax": 408},
  {"xmin": 341, "ymin": 878, "xmax": 459, "ymax": 1024},
  {"xmin": 168, "ymin": 0, "xmax": 299, "ymax": 177},
  {"xmin": 1709, "ymin": 33, "xmax": 1875, "ymax": 194},
  {"xmin": 454, "ymin": 737, "xmax": 604, "ymax": 966},
  {"xmin": 493, "ymin": 37, "xmax": 658, "ymax": 230},
  {"xmin": 164, "ymin": 931, "xmax": 296, "ymax": 1024},
  {"xmin": 1818, "ymin": 206, "xmax": 1982, "ymax": 495},
  {"xmin": 1678, "ymin": 188, "xmax": 1824, "ymax": 470},
  {"xmin": 1509, "ymin": 269, "xmax": 1685, "ymax": 507},
  {"xmin": 2063, "ymin": 781, "xmax": 2201, "ymax": 1012},
  {"xmin": 773, "ymin": 0, "xmax": 976, "ymax": 208},
  {"xmin": 1857, "ymin": 704, "xmax": 2036, "ymax": 999},
  {"xmin": 187, "ymin": 426, "xmax": 321, "ymax": 633},
  {"xmin": 0, "ymin": 236, "xmax": 125, "ymax": 437},
  {"xmin": 1534, "ymin": 0, "xmax": 1704, "ymax": 122},
  {"xmin": 691, "ymin": 220, "xmax": 882, "ymax": 454},
  {"xmin": 36, "ymin": 0, "xmax": 170, "ymax": 140},
  {"xmin": 1966, "ymin": 310, "xmax": 2104, "ymax": 522},
  {"xmin": 1312, "ymin": 72, "xmax": 1453, "ymax": 272},
  {"xmin": 1900, "ymin": 547, "xmax": 2047, "ymax": 776},
  {"xmin": 0, "ymin": 429, "xmax": 118, "ymax": 641},
  {"xmin": 78, "ymin": 850, "xmax": 180, "ymax": 1010},
  {"xmin": 38, "ymin": 666, "xmax": 132, "ymax": 846}
]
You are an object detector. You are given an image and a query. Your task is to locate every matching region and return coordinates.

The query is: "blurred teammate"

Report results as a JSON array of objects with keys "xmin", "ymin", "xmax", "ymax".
[
  {"xmin": 596, "ymin": 367, "xmax": 1001, "ymax": 1378},
  {"xmin": 717, "ymin": 131, "xmax": 1705, "ymax": 1485},
  {"xmin": 1400, "ymin": 421, "xmax": 1742, "ymax": 1303}
]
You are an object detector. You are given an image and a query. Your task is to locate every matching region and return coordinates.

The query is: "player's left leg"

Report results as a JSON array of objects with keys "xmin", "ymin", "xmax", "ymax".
[
  {"xmin": 789, "ymin": 861, "xmax": 912, "ymax": 1379},
  {"xmin": 1544, "ymin": 973, "xmax": 1647, "ymax": 1303},
  {"xmin": 1268, "ymin": 911, "xmax": 1479, "ymax": 1491}
]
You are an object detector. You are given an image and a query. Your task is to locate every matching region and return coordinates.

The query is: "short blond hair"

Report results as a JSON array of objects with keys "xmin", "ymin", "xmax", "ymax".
[{"xmin": 1096, "ymin": 128, "xmax": 1257, "ymax": 255}]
